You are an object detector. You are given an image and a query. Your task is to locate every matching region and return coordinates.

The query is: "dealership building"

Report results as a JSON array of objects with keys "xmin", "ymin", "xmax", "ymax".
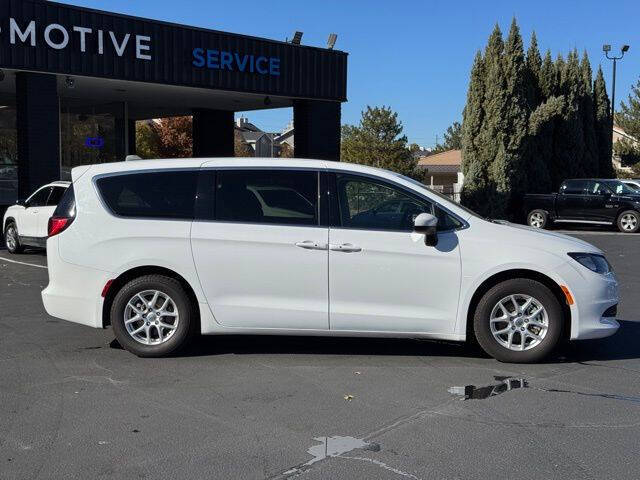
[{"xmin": 0, "ymin": 0, "xmax": 347, "ymax": 210}]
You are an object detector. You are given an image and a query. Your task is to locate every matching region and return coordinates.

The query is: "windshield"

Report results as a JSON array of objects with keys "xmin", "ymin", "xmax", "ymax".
[
  {"xmin": 392, "ymin": 173, "xmax": 484, "ymax": 220},
  {"xmin": 603, "ymin": 180, "xmax": 638, "ymax": 195}
]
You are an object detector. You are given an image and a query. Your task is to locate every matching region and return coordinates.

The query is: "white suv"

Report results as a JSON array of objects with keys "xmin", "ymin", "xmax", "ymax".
[
  {"xmin": 42, "ymin": 159, "xmax": 620, "ymax": 362},
  {"xmin": 3, "ymin": 181, "xmax": 70, "ymax": 253}
]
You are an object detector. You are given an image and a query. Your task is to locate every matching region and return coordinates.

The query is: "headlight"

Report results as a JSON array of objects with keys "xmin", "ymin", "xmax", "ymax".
[{"xmin": 568, "ymin": 252, "xmax": 612, "ymax": 274}]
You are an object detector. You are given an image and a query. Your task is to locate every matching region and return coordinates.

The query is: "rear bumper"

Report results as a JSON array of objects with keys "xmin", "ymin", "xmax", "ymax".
[{"xmin": 41, "ymin": 236, "xmax": 110, "ymax": 329}]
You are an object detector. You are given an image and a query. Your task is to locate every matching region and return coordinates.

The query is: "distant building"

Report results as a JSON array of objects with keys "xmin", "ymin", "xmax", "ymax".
[
  {"xmin": 274, "ymin": 120, "xmax": 295, "ymax": 150},
  {"xmin": 235, "ymin": 116, "xmax": 293, "ymax": 157},
  {"xmin": 410, "ymin": 146, "xmax": 431, "ymax": 159},
  {"xmin": 417, "ymin": 149, "xmax": 463, "ymax": 200}
]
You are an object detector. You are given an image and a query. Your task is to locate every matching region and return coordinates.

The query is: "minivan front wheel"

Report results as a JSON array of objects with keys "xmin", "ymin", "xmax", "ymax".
[
  {"xmin": 473, "ymin": 279, "xmax": 563, "ymax": 363},
  {"xmin": 111, "ymin": 275, "xmax": 195, "ymax": 357}
]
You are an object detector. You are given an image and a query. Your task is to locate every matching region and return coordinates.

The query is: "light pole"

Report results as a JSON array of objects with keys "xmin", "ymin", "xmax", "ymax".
[{"xmin": 603, "ymin": 44, "xmax": 630, "ymax": 148}]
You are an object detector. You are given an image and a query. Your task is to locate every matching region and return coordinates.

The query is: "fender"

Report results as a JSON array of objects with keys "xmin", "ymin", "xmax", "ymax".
[{"xmin": 454, "ymin": 261, "xmax": 577, "ymax": 339}]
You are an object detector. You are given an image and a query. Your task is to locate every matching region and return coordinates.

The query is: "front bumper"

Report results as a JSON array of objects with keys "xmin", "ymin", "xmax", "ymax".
[{"xmin": 557, "ymin": 261, "xmax": 620, "ymax": 340}]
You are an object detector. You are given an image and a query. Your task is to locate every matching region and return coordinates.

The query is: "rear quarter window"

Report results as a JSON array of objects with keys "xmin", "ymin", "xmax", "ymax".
[{"xmin": 96, "ymin": 170, "xmax": 198, "ymax": 220}]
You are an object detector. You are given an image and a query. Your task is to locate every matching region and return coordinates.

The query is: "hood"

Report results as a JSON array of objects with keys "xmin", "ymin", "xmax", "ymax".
[{"xmin": 483, "ymin": 219, "xmax": 601, "ymax": 254}]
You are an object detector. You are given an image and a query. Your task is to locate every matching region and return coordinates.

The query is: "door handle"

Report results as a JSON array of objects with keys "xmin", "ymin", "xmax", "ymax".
[
  {"xmin": 329, "ymin": 243, "xmax": 362, "ymax": 253},
  {"xmin": 295, "ymin": 241, "xmax": 328, "ymax": 251}
]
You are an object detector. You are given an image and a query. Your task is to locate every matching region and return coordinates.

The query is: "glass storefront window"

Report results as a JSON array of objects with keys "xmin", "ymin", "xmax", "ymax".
[
  {"xmin": 60, "ymin": 102, "xmax": 125, "ymax": 181},
  {"xmin": 0, "ymin": 94, "xmax": 18, "ymax": 205}
]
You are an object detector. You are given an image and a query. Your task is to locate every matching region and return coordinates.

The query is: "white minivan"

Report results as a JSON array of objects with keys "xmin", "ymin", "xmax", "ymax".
[{"xmin": 42, "ymin": 159, "xmax": 620, "ymax": 362}]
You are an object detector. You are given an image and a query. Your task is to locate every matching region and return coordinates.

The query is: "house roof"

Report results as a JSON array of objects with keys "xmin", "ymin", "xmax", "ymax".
[
  {"xmin": 417, "ymin": 149, "xmax": 461, "ymax": 167},
  {"xmin": 240, "ymin": 131, "xmax": 266, "ymax": 142}
]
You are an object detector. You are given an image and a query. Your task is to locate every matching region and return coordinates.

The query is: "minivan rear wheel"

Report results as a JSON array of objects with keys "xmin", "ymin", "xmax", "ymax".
[
  {"xmin": 473, "ymin": 278, "xmax": 563, "ymax": 363},
  {"xmin": 111, "ymin": 275, "xmax": 195, "ymax": 357}
]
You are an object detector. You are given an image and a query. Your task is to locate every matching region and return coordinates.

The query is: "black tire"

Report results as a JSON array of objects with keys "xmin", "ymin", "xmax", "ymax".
[
  {"xmin": 616, "ymin": 210, "xmax": 640, "ymax": 233},
  {"xmin": 110, "ymin": 275, "xmax": 196, "ymax": 357},
  {"xmin": 4, "ymin": 222, "xmax": 25, "ymax": 254},
  {"xmin": 527, "ymin": 209, "xmax": 549, "ymax": 229},
  {"xmin": 473, "ymin": 278, "xmax": 563, "ymax": 363}
]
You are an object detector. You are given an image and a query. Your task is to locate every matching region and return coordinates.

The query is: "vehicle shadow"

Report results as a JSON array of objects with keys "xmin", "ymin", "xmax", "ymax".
[
  {"xmin": 560, "ymin": 319, "xmax": 640, "ymax": 362},
  {"xmin": 172, "ymin": 320, "xmax": 640, "ymax": 362},
  {"xmin": 180, "ymin": 334, "xmax": 480, "ymax": 359},
  {"xmin": 0, "ymin": 244, "xmax": 47, "ymax": 255}
]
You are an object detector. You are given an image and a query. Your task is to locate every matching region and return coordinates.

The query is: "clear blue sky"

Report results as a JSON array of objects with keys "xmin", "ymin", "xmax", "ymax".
[{"xmin": 62, "ymin": 0, "xmax": 640, "ymax": 147}]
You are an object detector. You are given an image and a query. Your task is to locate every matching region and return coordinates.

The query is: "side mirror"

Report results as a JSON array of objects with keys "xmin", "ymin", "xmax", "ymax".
[
  {"xmin": 15, "ymin": 199, "xmax": 26, "ymax": 206},
  {"xmin": 414, "ymin": 213, "xmax": 438, "ymax": 247}
]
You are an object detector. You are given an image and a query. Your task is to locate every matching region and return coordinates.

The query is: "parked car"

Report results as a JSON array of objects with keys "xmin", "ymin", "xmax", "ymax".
[
  {"xmin": 3, "ymin": 181, "xmax": 70, "ymax": 253},
  {"xmin": 42, "ymin": 159, "xmax": 619, "ymax": 363},
  {"xmin": 524, "ymin": 179, "xmax": 640, "ymax": 233},
  {"xmin": 622, "ymin": 179, "xmax": 640, "ymax": 192}
]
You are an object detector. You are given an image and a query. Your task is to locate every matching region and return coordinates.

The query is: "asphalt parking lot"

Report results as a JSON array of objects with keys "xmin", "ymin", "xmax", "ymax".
[{"xmin": 1, "ymin": 230, "xmax": 639, "ymax": 480}]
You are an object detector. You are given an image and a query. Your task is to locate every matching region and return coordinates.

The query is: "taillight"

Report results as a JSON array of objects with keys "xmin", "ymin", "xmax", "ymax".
[{"xmin": 48, "ymin": 216, "xmax": 72, "ymax": 237}]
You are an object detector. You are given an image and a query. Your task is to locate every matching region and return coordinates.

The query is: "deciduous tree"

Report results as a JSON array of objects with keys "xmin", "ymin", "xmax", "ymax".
[{"xmin": 614, "ymin": 74, "xmax": 640, "ymax": 170}]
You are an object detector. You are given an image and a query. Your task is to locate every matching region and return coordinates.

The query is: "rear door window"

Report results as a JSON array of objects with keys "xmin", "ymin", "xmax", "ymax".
[
  {"xmin": 560, "ymin": 180, "xmax": 588, "ymax": 195},
  {"xmin": 213, "ymin": 170, "xmax": 318, "ymax": 225},
  {"xmin": 96, "ymin": 170, "xmax": 198, "ymax": 219}
]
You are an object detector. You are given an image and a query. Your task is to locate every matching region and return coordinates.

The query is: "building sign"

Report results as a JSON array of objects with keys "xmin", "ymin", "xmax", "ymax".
[
  {"xmin": 192, "ymin": 48, "xmax": 280, "ymax": 76},
  {"xmin": 85, "ymin": 137, "xmax": 105, "ymax": 149},
  {"xmin": 1, "ymin": 18, "xmax": 152, "ymax": 60}
]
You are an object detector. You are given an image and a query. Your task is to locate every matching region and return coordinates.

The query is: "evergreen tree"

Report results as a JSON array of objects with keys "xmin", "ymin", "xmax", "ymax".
[
  {"xmin": 593, "ymin": 67, "xmax": 613, "ymax": 177},
  {"xmin": 461, "ymin": 51, "xmax": 486, "ymax": 210},
  {"xmin": 525, "ymin": 31, "xmax": 542, "ymax": 109},
  {"xmin": 554, "ymin": 54, "xmax": 566, "ymax": 95},
  {"xmin": 539, "ymin": 50, "xmax": 556, "ymax": 99},
  {"xmin": 462, "ymin": 24, "xmax": 507, "ymax": 215},
  {"xmin": 490, "ymin": 19, "xmax": 531, "ymax": 217},
  {"xmin": 579, "ymin": 51, "xmax": 599, "ymax": 176},
  {"xmin": 340, "ymin": 106, "xmax": 417, "ymax": 177},
  {"xmin": 529, "ymin": 95, "xmax": 563, "ymax": 189},
  {"xmin": 553, "ymin": 50, "xmax": 585, "ymax": 179}
]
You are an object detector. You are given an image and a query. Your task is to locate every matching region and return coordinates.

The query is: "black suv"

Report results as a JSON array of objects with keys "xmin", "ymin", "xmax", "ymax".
[{"xmin": 524, "ymin": 179, "xmax": 640, "ymax": 233}]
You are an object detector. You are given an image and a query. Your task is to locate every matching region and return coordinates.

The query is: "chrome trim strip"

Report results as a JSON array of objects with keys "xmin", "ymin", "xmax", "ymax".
[{"xmin": 554, "ymin": 219, "xmax": 613, "ymax": 225}]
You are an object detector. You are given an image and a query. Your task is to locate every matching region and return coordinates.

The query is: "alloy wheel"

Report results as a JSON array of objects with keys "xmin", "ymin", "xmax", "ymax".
[
  {"xmin": 620, "ymin": 213, "xmax": 638, "ymax": 231},
  {"xmin": 5, "ymin": 226, "xmax": 17, "ymax": 251},
  {"xmin": 529, "ymin": 213, "xmax": 544, "ymax": 228},
  {"xmin": 489, "ymin": 294, "xmax": 548, "ymax": 351},
  {"xmin": 124, "ymin": 290, "xmax": 180, "ymax": 345}
]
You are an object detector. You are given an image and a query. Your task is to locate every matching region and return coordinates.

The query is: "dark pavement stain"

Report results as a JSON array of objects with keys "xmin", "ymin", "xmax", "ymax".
[
  {"xmin": 450, "ymin": 376, "xmax": 640, "ymax": 404},
  {"xmin": 449, "ymin": 377, "xmax": 529, "ymax": 400}
]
